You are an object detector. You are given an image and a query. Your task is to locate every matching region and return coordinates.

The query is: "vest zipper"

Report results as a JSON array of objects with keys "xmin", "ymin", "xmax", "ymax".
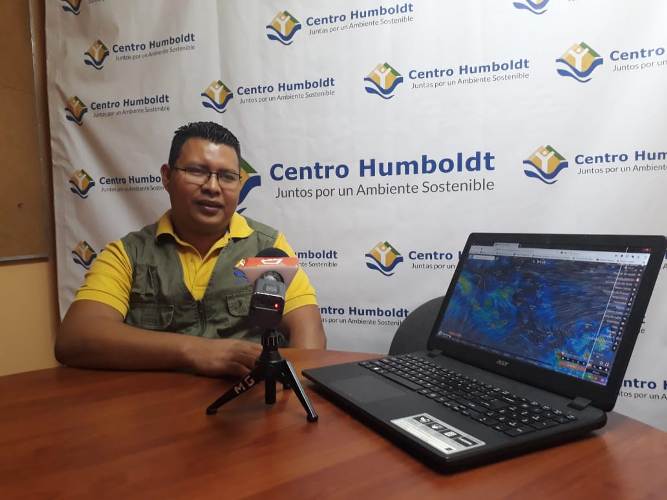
[{"xmin": 197, "ymin": 300, "xmax": 207, "ymax": 335}]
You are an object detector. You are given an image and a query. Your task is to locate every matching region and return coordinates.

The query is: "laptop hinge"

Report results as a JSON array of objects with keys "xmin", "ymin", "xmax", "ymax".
[
  {"xmin": 568, "ymin": 396, "xmax": 592, "ymax": 411},
  {"xmin": 426, "ymin": 350, "xmax": 440, "ymax": 358}
]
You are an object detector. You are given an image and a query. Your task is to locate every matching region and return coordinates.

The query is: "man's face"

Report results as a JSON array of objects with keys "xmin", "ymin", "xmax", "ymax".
[{"xmin": 161, "ymin": 137, "xmax": 241, "ymax": 242}]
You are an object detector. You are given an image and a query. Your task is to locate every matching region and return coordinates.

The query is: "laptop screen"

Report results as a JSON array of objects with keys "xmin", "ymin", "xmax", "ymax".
[{"xmin": 434, "ymin": 242, "xmax": 651, "ymax": 386}]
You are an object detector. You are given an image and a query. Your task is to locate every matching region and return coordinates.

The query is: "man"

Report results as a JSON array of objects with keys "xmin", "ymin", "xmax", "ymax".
[{"xmin": 56, "ymin": 122, "xmax": 326, "ymax": 377}]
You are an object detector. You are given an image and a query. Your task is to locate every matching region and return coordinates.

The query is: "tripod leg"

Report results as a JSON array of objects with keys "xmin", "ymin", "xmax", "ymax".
[
  {"xmin": 206, "ymin": 367, "xmax": 265, "ymax": 415},
  {"xmin": 279, "ymin": 360, "xmax": 319, "ymax": 422},
  {"xmin": 265, "ymin": 376, "xmax": 276, "ymax": 405}
]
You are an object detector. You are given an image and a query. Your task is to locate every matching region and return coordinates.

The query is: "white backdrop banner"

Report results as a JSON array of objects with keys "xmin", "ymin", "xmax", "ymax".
[{"xmin": 46, "ymin": 0, "xmax": 667, "ymax": 430}]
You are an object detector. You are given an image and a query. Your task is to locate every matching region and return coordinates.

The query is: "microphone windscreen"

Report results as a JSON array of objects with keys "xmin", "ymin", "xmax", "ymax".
[{"xmin": 256, "ymin": 247, "xmax": 289, "ymax": 258}]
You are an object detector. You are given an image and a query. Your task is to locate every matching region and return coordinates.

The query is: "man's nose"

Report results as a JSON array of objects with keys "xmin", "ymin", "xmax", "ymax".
[{"xmin": 201, "ymin": 173, "xmax": 221, "ymax": 192}]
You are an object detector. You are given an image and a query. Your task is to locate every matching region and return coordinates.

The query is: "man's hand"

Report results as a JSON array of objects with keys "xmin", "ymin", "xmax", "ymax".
[{"xmin": 183, "ymin": 338, "xmax": 262, "ymax": 377}]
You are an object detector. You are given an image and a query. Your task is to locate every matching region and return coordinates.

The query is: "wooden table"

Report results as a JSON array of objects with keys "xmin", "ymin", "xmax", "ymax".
[{"xmin": 1, "ymin": 349, "xmax": 666, "ymax": 499}]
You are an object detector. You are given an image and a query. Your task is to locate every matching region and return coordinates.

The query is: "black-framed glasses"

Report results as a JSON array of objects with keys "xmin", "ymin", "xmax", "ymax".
[{"xmin": 172, "ymin": 165, "xmax": 241, "ymax": 186}]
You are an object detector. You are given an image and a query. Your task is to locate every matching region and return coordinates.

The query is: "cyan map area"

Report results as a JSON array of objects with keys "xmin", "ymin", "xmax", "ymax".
[{"xmin": 439, "ymin": 255, "xmax": 624, "ymax": 382}]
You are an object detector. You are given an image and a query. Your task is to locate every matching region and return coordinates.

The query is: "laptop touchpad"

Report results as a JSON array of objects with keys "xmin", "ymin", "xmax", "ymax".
[{"xmin": 331, "ymin": 375, "xmax": 407, "ymax": 403}]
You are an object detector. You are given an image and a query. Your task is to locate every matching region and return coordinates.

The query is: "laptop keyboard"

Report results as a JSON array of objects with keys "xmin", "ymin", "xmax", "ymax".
[{"xmin": 360, "ymin": 354, "xmax": 578, "ymax": 438}]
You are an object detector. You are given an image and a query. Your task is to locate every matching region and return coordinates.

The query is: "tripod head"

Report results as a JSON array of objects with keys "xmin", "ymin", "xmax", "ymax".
[{"xmin": 206, "ymin": 321, "xmax": 319, "ymax": 421}]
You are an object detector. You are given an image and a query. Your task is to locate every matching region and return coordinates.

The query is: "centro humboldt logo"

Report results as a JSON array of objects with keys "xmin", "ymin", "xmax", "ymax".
[
  {"xmin": 366, "ymin": 241, "xmax": 404, "ymax": 276},
  {"xmin": 513, "ymin": 0, "xmax": 550, "ymax": 15},
  {"xmin": 61, "ymin": 0, "xmax": 81, "ymax": 15},
  {"xmin": 238, "ymin": 158, "xmax": 261, "ymax": 211},
  {"xmin": 69, "ymin": 169, "xmax": 95, "ymax": 198},
  {"xmin": 364, "ymin": 63, "xmax": 403, "ymax": 99},
  {"xmin": 72, "ymin": 241, "xmax": 97, "ymax": 269},
  {"xmin": 84, "ymin": 40, "xmax": 110, "ymax": 70},
  {"xmin": 523, "ymin": 146, "xmax": 568, "ymax": 184},
  {"xmin": 556, "ymin": 42, "xmax": 604, "ymax": 82},
  {"xmin": 266, "ymin": 11, "xmax": 302, "ymax": 46},
  {"xmin": 201, "ymin": 80, "xmax": 233, "ymax": 113},
  {"xmin": 65, "ymin": 96, "xmax": 88, "ymax": 125}
]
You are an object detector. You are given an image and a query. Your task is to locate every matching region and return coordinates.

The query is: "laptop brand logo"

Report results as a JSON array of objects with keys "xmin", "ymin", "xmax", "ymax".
[{"xmin": 496, "ymin": 359, "xmax": 509, "ymax": 367}]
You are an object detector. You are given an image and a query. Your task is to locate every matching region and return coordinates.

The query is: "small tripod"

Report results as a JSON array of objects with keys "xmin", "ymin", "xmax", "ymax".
[{"xmin": 205, "ymin": 329, "xmax": 319, "ymax": 422}]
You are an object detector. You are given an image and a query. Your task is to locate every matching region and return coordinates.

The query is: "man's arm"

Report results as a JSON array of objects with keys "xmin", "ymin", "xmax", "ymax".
[
  {"xmin": 271, "ymin": 234, "xmax": 326, "ymax": 348},
  {"xmin": 281, "ymin": 304, "xmax": 326, "ymax": 349},
  {"xmin": 56, "ymin": 300, "xmax": 262, "ymax": 377}
]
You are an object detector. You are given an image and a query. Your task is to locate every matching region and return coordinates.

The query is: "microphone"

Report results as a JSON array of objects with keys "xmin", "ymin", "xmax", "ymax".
[
  {"xmin": 206, "ymin": 248, "xmax": 319, "ymax": 422},
  {"xmin": 256, "ymin": 248, "xmax": 289, "ymax": 258},
  {"xmin": 235, "ymin": 248, "xmax": 299, "ymax": 329}
]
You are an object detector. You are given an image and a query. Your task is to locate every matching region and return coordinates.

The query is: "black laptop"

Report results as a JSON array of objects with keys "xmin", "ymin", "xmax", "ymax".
[{"xmin": 303, "ymin": 233, "xmax": 665, "ymax": 470}]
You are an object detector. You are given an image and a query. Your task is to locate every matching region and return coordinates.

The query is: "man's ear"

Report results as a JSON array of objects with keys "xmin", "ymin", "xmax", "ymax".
[{"xmin": 160, "ymin": 164, "xmax": 171, "ymax": 190}]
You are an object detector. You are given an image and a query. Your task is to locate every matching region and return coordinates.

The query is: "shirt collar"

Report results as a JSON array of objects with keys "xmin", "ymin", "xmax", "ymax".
[{"xmin": 156, "ymin": 211, "xmax": 253, "ymax": 251}]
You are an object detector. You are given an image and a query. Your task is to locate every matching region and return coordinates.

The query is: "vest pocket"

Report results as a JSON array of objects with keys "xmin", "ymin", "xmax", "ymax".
[
  {"xmin": 226, "ymin": 290, "xmax": 252, "ymax": 317},
  {"xmin": 212, "ymin": 288, "xmax": 253, "ymax": 337},
  {"xmin": 126, "ymin": 303, "xmax": 175, "ymax": 331},
  {"xmin": 130, "ymin": 264, "xmax": 161, "ymax": 300}
]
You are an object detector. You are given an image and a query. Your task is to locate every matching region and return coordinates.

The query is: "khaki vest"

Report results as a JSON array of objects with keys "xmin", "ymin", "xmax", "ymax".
[{"xmin": 122, "ymin": 217, "xmax": 278, "ymax": 341}]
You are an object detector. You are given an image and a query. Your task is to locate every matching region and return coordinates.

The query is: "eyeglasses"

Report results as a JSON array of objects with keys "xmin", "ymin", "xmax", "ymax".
[{"xmin": 172, "ymin": 166, "xmax": 241, "ymax": 186}]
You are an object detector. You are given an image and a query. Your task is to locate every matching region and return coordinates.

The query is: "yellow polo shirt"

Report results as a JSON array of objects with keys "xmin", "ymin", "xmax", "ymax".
[{"xmin": 75, "ymin": 212, "xmax": 318, "ymax": 317}]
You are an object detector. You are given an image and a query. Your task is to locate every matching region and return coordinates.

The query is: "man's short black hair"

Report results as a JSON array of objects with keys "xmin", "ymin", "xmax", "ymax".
[{"xmin": 168, "ymin": 121, "xmax": 241, "ymax": 168}]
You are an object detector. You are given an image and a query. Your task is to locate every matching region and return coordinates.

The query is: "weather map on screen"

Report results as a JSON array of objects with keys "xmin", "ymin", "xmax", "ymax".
[{"xmin": 436, "ymin": 244, "xmax": 649, "ymax": 386}]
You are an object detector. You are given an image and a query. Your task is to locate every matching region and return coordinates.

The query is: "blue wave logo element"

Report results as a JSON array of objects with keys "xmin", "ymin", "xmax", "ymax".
[
  {"xmin": 513, "ymin": 0, "xmax": 550, "ymax": 15},
  {"xmin": 364, "ymin": 63, "xmax": 403, "ymax": 99},
  {"xmin": 556, "ymin": 42, "xmax": 604, "ymax": 83},
  {"xmin": 83, "ymin": 40, "xmax": 110, "ymax": 70},
  {"xmin": 523, "ymin": 145, "xmax": 568, "ymax": 184},
  {"xmin": 266, "ymin": 11, "xmax": 302, "ymax": 46},
  {"xmin": 69, "ymin": 169, "xmax": 95, "ymax": 199},
  {"xmin": 72, "ymin": 241, "xmax": 97, "ymax": 269},
  {"xmin": 365, "ymin": 241, "xmax": 404, "ymax": 276},
  {"xmin": 237, "ymin": 158, "xmax": 262, "ymax": 213},
  {"xmin": 201, "ymin": 80, "xmax": 233, "ymax": 114},
  {"xmin": 61, "ymin": 0, "xmax": 81, "ymax": 15},
  {"xmin": 239, "ymin": 174, "xmax": 261, "ymax": 206}
]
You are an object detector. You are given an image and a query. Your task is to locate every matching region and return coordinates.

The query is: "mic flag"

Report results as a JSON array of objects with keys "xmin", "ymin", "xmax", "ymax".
[{"xmin": 235, "ymin": 248, "xmax": 298, "ymax": 288}]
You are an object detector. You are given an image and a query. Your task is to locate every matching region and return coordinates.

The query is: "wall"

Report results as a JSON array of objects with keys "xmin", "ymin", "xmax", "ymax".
[
  {"xmin": 0, "ymin": 1, "xmax": 58, "ymax": 375},
  {"xmin": 0, "ymin": 262, "xmax": 59, "ymax": 375}
]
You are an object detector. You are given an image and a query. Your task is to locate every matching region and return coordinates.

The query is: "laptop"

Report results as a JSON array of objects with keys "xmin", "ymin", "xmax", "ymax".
[{"xmin": 303, "ymin": 233, "xmax": 666, "ymax": 470}]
